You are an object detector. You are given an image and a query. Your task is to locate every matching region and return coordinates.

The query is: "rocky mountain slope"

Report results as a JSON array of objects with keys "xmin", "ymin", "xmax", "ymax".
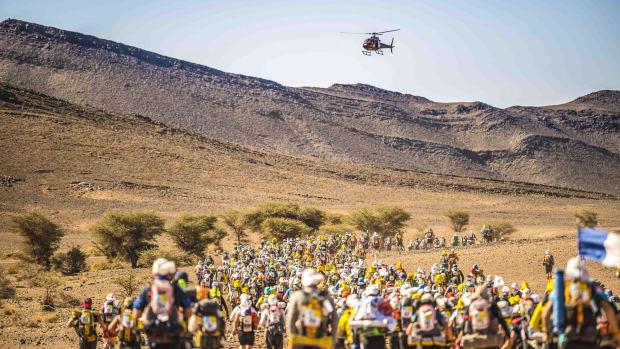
[{"xmin": 1, "ymin": 19, "xmax": 618, "ymax": 193}]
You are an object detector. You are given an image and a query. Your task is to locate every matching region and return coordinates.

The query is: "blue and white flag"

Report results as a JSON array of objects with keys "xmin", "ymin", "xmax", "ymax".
[{"xmin": 578, "ymin": 227, "xmax": 620, "ymax": 267}]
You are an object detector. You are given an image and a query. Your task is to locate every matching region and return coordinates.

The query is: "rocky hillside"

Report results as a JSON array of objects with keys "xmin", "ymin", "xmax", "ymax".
[{"xmin": 1, "ymin": 19, "xmax": 618, "ymax": 193}]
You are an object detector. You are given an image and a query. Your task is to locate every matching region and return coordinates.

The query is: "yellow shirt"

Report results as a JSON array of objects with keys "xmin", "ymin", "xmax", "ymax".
[{"xmin": 338, "ymin": 309, "xmax": 355, "ymax": 343}]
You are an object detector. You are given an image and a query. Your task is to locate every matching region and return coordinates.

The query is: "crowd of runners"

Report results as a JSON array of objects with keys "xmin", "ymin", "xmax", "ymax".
[{"xmin": 67, "ymin": 231, "xmax": 620, "ymax": 349}]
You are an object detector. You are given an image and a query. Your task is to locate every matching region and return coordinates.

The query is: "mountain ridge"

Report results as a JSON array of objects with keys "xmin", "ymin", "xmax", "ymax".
[{"xmin": 1, "ymin": 18, "xmax": 619, "ymax": 194}]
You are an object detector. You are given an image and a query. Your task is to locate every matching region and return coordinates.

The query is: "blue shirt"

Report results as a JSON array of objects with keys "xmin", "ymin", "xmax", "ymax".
[{"xmin": 133, "ymin": 276, "xmax": 192, "ymax": 310}]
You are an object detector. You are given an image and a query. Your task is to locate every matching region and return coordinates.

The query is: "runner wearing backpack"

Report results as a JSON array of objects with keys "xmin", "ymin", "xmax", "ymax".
[
  {"xmin": 132, "ymin": 258, "xmax": 192, "ymax": 349},
  {"xmin": 542, "ymin": 250, "xmax": 554, "ymax": 280},
  {"xmin": 260, "ymin": 294, "xmax": 286, "ymax": 349},
  {"xmin": 100, "ymin": 293, "xmax": 120, "ymax": 349},
  {"xmin": 66, "ymin": 297, "xmax": 100, "ymax": 349},
  {"xmin": 349, "ymin": 284, "xmax": 396, "ymax": 349},
  {"xmin": 189, "ymin": 298, "xmax": 226, "ymax": 349},
  {"xmin": 406, "ymin": 293, "xmax": 452, "ymax": 349},
  {"xmin": 458, "ymin": 285, "xmax": 508, "ymax": 349},
  {"xmin": 542, "ymin": 257, "xmax": 620, "ymax": 349},
  {"xmin": 231, "ymin": 294, "xmax": 259, "ymax": 349},
  {"xmin": 108, "ymin": 297, "xmax": 141, "ymax": 349},
  {"xmin": 287, "ymin": 268, "xmax": 337, "ymax": 349}
]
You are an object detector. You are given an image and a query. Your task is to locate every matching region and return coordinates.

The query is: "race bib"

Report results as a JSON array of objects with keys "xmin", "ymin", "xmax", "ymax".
[
  {"xmin": 269, "ymin": 311, "xmax": 280, "ymax": 324},
  {"xmin": 122, "ymin": 314, "xmax": 132, "ymax": 328},
  {"xmin": 203, "ymin": 316, "xmax": 218, "ymax": 332},
  {"xmin": 243, "ymin": 315, "xmax": 253, "ymax": 332},
  {"xmin": 303, "ymin": 309, "xmax": 321, "ymax": 328},
  {"xmin": 80, "ymin": 314, "xmax": 91, "ymax": 325},
  {"xmin": 156, "ymin": 293, "xmax": 171, "ymax": 312},
  {"xmin": 401, "ymin": 306, "xmax": 413, "ymax": 318}
]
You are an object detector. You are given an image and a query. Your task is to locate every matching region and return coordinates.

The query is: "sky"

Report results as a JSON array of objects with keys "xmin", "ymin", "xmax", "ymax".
[{"xmin": 1, "ymin": 0, "xmax": 619, "ymax": 108}]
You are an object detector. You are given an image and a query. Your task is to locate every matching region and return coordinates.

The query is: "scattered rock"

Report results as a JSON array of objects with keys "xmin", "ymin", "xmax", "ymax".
[{"xmin": 0, "ymin": 175, "xmax": 22, "ymax": 187}]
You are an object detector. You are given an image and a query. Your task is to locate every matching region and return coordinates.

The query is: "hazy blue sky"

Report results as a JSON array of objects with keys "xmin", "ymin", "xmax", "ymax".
[{"xmin": 2, "ymin": 0, "xmax": 619, "ymax": 107}]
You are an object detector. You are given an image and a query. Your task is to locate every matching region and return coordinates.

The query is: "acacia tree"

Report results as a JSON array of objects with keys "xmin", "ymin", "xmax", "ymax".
[
  {"xmin": 91, "ymin": 210, "xmax": 165, "ymax": 268},
  {"xmin": 444, "ymin": 209, "xmax": 470, "ymax": 232},
  {"xmin": 261, "ymin": 217, "xmax": 311, "ymax": 240},
  {"xmin": 167, "ymin": 214, "xmax": 227, "ymax": 258},
  {"xmin": 574, "ymin": 210, "xmax": 598, "ymax": 228},
  {"xmin": 347, "ymin": 205, "xmax": 411, "ymax": 238},
  {"xmin": 11, "ymin": 213, "xmax": 65, "ymax": 268},
  {"xmin": 242, "ymin": 202, "xmax": 325, "ymax": 235},
  {"xmin": 219, "ymin": 210, "xmax": 249, "ymax": 246}
]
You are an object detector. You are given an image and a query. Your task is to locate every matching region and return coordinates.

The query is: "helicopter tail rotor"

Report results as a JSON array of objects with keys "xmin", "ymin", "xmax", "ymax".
[{"xmin": 391, "ymin": 38, "xmax": 394, "ymax": 54}]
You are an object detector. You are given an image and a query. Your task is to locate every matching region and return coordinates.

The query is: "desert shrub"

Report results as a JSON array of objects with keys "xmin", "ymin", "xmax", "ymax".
[
  {"xmin": 10, "ymin": 213, "xmax": 65, "ymax": 268},
  {"xmin": 30, "ymin": 274, "xmax": 61, "ymax": 311},
  {"xmin": 219, "ymin": 210, "xmax": 249, "ymax": 246},
  {"xmin": 347, "ymin": 205, "xmax": 411, "ymax": 238},
  {"xmin": 488, "ymin": 221, "xmax": 517, "ymax": 240},
  {"xmin": 444, "ymin": 209, "xmax": 469, "ymax": 232},
  {"xmin": 2, "ymin": 304, "xmax": 16, "ymax": 316},
  {"xmin": 91, "ymin": 210, "xmax": 165, "ymax": 268},
  {"xmin": 167, "ymin": 215, "xmax": 226, "ymax": 258},
  {"xmin": 319, "ymin": 223, "xmax": 355, "ymax": 235},
  {"xmin": 5, "ymin": 263, "xmax": 20, "ymax": 275},
  {"xmin": 113, "ymin": 270, "xmax": 148, "ymax": 299},
  {"xmin": 52, "ymin": 247, "xmax": 87, "ymax": 275},
  {"xmin": 574, "ymin": 210, "xmax": 598, "ymax": 228},
  {"xmin": 84, "ymin": 246, "xmax": 104, "ymax": 257},
  {"xmin": 243, "ymin": 202, "xmax": 326, "ymax": 234},
  {"xmin": 33, "ymin": 313, "xmax": 58, "ymax": 323},
  {"xmin": 14, "ymin": 262, "xmax": 44, "ymax": 282},
  {"xmin": 57, "ymin": 291, "xmax": 81, "ymax": 308},
  {"xmin": 138, "ymin": 247, "xmax": 191, "ymax": 268},
  {"xmin": 261, "ymin": 217, "xmax": 311, "ymax": 240},
  {"xmin": 90, "ymin": 260, "xmax": 126, "ymax": 271},
  {"xmin": 325, "ymin": 212, "xmax": 345, "ymax": 225},
  {"xmin": 0, "ymin": 266, "xmax": 16, "ymax": 300}
]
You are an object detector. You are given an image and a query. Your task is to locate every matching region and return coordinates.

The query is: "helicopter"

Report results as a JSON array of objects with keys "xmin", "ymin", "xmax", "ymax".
[{"xmin": 341, "ymin": 29, "xmax": 400, "ymax": 56}]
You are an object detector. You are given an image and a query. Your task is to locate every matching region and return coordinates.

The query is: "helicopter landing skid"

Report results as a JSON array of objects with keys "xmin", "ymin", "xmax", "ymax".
[
  {"xmin": 375, "ymin": 49, "xmax": 384, "ymax": 55},
  {"xmin": 362, "ymin": 50, "xmax": 372, "ymax": 56}
]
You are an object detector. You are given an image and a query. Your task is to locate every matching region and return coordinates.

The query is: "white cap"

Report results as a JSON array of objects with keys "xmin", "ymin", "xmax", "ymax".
[
  {"xmin": 365, "ymin": 285, "xmax": 380, "ymax": 296},
  {"xmin": 106, "ymin": 293, "xmax": 116, "ymax": 301},
  {"xmin": 267, "ymin": 294, "xmax": 278, "ymax": 305},
  {"xmin": 152, "ymin": 258, "xmax": 170, "ymax": 275},
  {"xmin": 545, "ymin": 250, "xmax": 551, "ymax": 254},
  {"xmin": 565, "ymin": 257, "xmax": 589, "ymax": 281},
  {"xmin": 301, "ymin": 268, "xmax": 324, "ymax": 287}
]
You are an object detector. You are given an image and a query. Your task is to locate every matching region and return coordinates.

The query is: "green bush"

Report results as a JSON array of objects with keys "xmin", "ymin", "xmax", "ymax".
[
  {"xmin": 0, "ymin": 266, "xmax": 16, "ymax": 300},
  {"xmin": 574, "ymin": 210, "xmax": 598, "ymax": 228},
  {"xmin": 243, "ymin": 202, "xmax": 325, "ymax": 234},
  {"xmin": 52, "ymin": 247, "xmax": 87, "ymax": 275},
  {"xmin": 488, "ymin": 221, "xmax": 517, "ymax": 240},
  {"xmin": 167, "ymin": 215, "xmax": 226, "ymax": 258},
  {"xmin": 444, "ymin": 209, "xmax": 469, "ymax": 232},
  {"xmin": 220, "ymin": 210, "xmax": 249, "ymax": 246},
  {"xmin": 91, "ymin": 210, "xmax": 165, "ymax": 268},
  {"xmin": 10, "ymin": 213, "xmax": 65, "ymax": 268},
  {"xmin": 347, "ymin": 205, "xmax": 411, "ymax": 238},
  {"xmin": 138, "ymin": 247, "xmax": 191, "ymax": 268},
  {"xmin": 261, "ymin": 217, "xmax": 311, "ymax": 240},
  {"xmin": 89, "ymin": 260, "xmax": 126, "ymax": 271}
]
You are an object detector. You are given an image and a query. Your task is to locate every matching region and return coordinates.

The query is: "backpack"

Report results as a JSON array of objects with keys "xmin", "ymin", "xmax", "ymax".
[
  {"xmin": 239, "ymin": 307, "xmax": 255, "ymax": 333},
  {"xmin": 469, "ymin": 298, "xmax": 491, "ymax": 333},
  {"xmin": 543, "ymin": 255, "xmax": 553, "ymax": 266},
  {"xmin": 300, "ymin": 292, "xmax": 329, "ymax": 338},
  {"xmin": 151, "ymin": 279, "xmax": 175, "ymax": 322},
  {"xmin": 417, "ymin": 304, "xmax": 439, "ymax": 335},
  {"xmin": 119, "ymin": 310, "xmax": 140, "ymax": 345},
  {"xmin": 564, "ymin": 281, "xmax": 597, "ymax": 342},
  {"xmin": 74, "ymin": 309, "xmax": 97, "ymax": 342},
  {"xmin": 103, "ymin": 299, "xmax": 119, "ymax": 323}
]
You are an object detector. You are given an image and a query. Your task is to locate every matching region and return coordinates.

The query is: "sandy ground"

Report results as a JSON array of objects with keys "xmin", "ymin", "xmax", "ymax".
[{"xmin": 2, "ymin": 234, "xmax": 619, "ymax": 348}]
